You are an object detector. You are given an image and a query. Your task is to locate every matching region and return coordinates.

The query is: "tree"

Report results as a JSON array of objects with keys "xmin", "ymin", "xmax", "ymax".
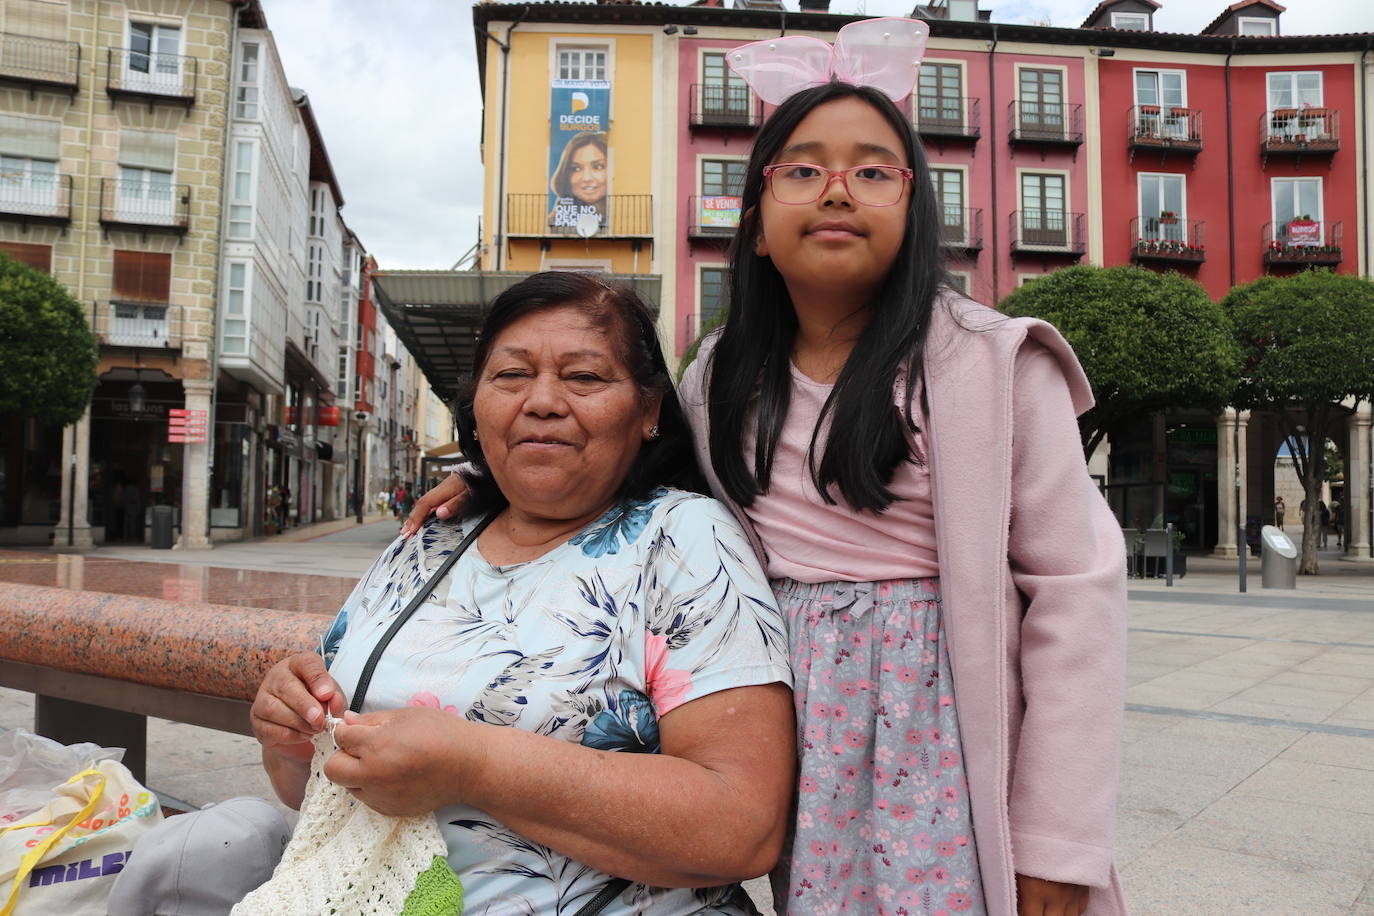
[
  {"xmin": 0, "ymin": 252, "xmax": 98, "ymax": 425},
  {"xmin": 1000, "ymin": 265, "xmax": 1241, "ymax": 458},
  {"xmin": 1222, "ymin": 269, "xmax": 1374, "ymax": 574}
]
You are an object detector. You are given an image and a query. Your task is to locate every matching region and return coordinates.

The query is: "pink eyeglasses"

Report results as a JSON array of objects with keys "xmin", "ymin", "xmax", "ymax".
[{"xmin": 762, "ymin": 163, "xmax": 914, "ymax": 207}]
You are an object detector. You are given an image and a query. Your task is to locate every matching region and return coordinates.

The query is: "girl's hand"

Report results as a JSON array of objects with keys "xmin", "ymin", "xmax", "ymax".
[
  {"xmin": 250, "ymin": 653, "xmax": 346, "ymax": 763},
  {"xmin": 326, "ymin": 708, "xmax": 487, "ymax": 816},
  {"xmin": 400, "ymin": 471, "xmax": 470, "ymax": 538},
  {"xmin": 1016, "ymin": 874, "xmax": 1089, "ymax": 916}
]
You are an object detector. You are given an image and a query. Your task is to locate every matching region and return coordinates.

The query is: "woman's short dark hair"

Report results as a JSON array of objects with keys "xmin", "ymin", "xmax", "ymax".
[
  {"xmin": 549, "ymin": 131, "xmax": 608, "ymax": 199},
  {"xmin": 454, "ymin": 271, "xmax": 706, "ymax": 512},
  {"xmin": 706, "ymin": 81, "xmax": 947, "ymax": 513}
]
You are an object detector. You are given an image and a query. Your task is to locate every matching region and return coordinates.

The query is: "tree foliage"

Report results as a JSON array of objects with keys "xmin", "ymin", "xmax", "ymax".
[
  {"xmin": 1000, "ymin": 265, "xmax": 1242, "ymax": 458},
  {"xmin": 1222, "ymin": 269, "xmax": 1374, "ymax": 573},
  {"xmin": 0, "ymin": 252, "xmax": 98, "ymax": 425}
]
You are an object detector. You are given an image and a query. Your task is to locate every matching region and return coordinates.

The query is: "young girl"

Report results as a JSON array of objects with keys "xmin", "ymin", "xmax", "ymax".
[{"xmin": 409, "ymin": 54, "xmax": 1126, "ymax": 916}]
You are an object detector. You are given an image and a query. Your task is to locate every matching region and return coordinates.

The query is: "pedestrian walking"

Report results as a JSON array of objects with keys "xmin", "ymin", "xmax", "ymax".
[
  {"xmin": 1274, "ymin": 495, "xmax": 1285, "ymax": 529},
  {"xmin": 1331, "ymin": 497, "xmax": 1343, "ymax": 548},
  {"xmin": 407, "ymin": 30, "xmax": 1127, "ymax": 915},
  {"xmin": 1318, "ymin": 500, "xmax": 1330, "ymax": 547}
]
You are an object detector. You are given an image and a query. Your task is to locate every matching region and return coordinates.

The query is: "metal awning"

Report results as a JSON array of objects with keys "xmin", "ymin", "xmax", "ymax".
[{"xmin": 371, "ymin": 271, "xmax": 661, "ymax": 403}]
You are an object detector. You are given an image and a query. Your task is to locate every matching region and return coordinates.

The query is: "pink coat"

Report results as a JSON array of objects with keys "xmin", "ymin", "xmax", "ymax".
[{"xmin": 680, "ymin": 295, "xmax": 1129, "ymax": 915}]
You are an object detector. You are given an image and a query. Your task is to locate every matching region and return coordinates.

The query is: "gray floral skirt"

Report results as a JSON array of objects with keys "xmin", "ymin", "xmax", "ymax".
[{"xmin": 772, "ymin": 577, "xmax": 987, "ymax": 916}]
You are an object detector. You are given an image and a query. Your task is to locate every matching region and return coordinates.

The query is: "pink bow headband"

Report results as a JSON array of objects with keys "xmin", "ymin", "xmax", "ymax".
[{"xmin": 726, "ymin": 18, "xmax": 931, "ymax": 107}]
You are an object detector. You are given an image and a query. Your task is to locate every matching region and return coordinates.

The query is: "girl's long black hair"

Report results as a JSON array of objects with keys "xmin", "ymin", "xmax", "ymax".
[{"xmin": 706, "ymin": 82, "xmax": 946, "ymax": 513}]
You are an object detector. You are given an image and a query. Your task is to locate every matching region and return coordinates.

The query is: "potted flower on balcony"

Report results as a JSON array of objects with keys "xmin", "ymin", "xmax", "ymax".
[{"xmin": 1158, "ymin": 210, "xmax": 1178, "ymax": 224}]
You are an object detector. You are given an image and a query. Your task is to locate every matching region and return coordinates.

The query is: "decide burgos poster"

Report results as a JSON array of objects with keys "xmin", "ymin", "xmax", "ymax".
[{"xmin": 548, "ymin": 79, "xmax": 611, "ymax": 233}]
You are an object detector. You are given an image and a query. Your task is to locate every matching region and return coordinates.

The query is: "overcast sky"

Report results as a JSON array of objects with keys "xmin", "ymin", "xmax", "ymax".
[{"xmin": 261, "ymin": 0, "xmax": 1373, "ymax": 270}]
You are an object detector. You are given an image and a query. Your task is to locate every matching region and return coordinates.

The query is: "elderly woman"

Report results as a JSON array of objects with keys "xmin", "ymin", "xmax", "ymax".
[{"xmin": 250, "ymin": 272, "xmax": 794, "ymax": 913}]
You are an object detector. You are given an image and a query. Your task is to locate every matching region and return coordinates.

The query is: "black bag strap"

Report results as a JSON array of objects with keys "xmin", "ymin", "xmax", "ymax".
[
  {"xmin": 349, "ymin": 511, "xmax": 498, "ymax": 713},
  {"xmin": 574, "ymin": 878, "xmax": 633, "ymax": 916}
]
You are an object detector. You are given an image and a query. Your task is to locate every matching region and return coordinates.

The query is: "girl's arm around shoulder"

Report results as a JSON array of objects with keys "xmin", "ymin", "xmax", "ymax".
[{"xmin": 1005, "ymin": 339, "xmax": 1127, "ymax": 890}]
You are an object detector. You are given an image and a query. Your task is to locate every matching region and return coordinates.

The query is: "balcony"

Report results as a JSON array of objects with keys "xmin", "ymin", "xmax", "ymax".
[
  {"xmin": 1131, "ymin": 216, "xmax": 1205, "ymax": 265},
  {"xmin": 1009, "ymin": 210, "xmax": 1085, "ymax": 258},
  {"xmin": 912, "ymin": 96, "xmax": 981, "ymax": 148},
  {"xmin": 98, "ymin": 178, "xmax": 190, "ymax": 236},
  {"xmin": 686, "ymin": 194, "xmax": 740, "ymax": 241},
  {"xmin": 689, "ymin": 84, "xmax": 763, "ymax": 131},
  {"xmin": 105, "ymin": 47, "xmax": 197, "ymax": 107},
  {"xmin": 0, "ymin": 171, "xmax": 72, "ymax": 229},
  {"xmin": 92, "ymin": 301, "xmax": 182, "ymax": 349},
  {"xmin": 1260, "ymin": 108, "xmax": 1338, "ymax": 166},
  {"xmin": 506, "ymin": 194, "xmax": 653, "ymax": 239},
  {"xmin": 939, "ymin": 206, "xmax": 983, "ymax": 256},
  {"xmin": 1007, "ymin": 101, "xmax": 1084, "ymax": 157},
  {"xmin": 1128, "ymin": 105, "xmax": 1202, "ymax": 164},
  {"xmin": 0, "ymin": 31, "xmax": 80, "ymax": 95},
  {"xmin": 1263, "ymin": 220, "xmax": 1342, "ymax": 268}
]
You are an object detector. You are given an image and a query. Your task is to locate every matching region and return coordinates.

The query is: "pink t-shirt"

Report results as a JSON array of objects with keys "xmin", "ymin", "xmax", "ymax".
[{"xmin": 741, "ymin": 363, "xmax": 940, "ymax": 583}]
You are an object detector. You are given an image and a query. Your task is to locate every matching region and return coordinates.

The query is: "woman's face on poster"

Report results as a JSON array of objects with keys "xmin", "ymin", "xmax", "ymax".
[{"xmin": 568, "ymin": 142, "xmax": 607, "ymax": 204}]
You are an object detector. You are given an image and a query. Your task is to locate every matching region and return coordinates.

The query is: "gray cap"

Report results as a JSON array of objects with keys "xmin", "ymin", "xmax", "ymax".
[{"xmin": 107, "ymin": 796, "xmax": 290, "ymax": 916}]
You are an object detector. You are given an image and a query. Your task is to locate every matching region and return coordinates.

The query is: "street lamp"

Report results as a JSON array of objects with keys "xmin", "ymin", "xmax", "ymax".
[
  {"xmin": 128, "ymin": 382, "xmax": 146, "ymax": 414},
  {"xmin": 353, "ymin": 410, "xmax": 368, "ymax": 524}
]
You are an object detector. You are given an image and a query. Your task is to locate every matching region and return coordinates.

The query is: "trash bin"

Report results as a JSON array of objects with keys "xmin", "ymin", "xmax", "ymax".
[
  {"xmin": 1260, "ymin": 524, "xmax": 1297, "ymax": 589},
  {"xmin": 150, "ymin": 505, "xmax": 175, "ymax": 550}
]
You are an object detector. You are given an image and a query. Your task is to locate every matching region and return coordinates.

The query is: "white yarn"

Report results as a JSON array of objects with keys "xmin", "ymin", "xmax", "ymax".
[{"xmin": 232, "ymin": 727, "xmax": 448, "ymax": 915}]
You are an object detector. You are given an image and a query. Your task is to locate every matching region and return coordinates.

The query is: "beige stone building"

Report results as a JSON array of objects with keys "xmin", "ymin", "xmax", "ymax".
[{"xmin": 1, "ymin": 0, "xmax": 241, "ymax": 547}]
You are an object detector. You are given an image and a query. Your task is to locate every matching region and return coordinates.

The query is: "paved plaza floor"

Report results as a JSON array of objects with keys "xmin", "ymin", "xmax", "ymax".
[{"xmin": 3, "ymin": 523, "xmax": 1372, "ymax": 914}]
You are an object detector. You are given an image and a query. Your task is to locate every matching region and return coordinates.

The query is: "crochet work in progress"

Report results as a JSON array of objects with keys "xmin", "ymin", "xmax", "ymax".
[{"xmin": 231, "ymin": 729, "xmax": 463, "ymax": 915}]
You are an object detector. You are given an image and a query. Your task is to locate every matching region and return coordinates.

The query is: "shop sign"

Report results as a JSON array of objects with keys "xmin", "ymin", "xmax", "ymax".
[{"xmin": 168, "ymin": 408, "xmax": 208, "ymax": 444}]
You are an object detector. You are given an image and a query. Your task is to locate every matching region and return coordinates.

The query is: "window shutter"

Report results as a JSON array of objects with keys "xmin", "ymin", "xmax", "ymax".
[
  {"xmin": 112, "ymin": 250, "xmax": 172, "ymax": 302},
  {"xmin": 0, "ymin": 114, "xmax": 61, "ymax": 159},
  {"xmin": 117, "ymin": 130, "xmax": 177, "ymax": 171},
  {"xmin": 5, "ymin": 0, "xmax": 68, "ymax": 40},
  {"xmin": 0, "ymin": 241, "xmax": 53, "ymax": 272}
]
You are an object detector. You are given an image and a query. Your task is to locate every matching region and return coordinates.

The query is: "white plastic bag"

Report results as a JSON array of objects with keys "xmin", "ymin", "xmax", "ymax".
[{"xmin": 0, "ymin": 731, "xmax": 122, "ymax": 827}]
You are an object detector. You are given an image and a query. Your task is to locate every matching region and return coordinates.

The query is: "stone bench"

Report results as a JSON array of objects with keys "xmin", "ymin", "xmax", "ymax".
[{"xmin": 0, "ymin": 583, "xmax": 322, "ymax": 782}]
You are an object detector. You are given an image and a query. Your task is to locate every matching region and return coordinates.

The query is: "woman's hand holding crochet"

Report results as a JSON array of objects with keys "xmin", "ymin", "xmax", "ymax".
[
  {"xmin": 326, "ymin": 708, "xmax": 486, "ymax": 817},
  {"xmin": 250, "ymin": 652, "xmax": 347, "ymax": 763}
]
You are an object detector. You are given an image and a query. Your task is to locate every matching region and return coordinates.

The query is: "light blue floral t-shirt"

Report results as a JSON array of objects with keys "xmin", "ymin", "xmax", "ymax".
[{"xmin": 321, "ymin": 488, "xmax": 792, "ymax": 916}]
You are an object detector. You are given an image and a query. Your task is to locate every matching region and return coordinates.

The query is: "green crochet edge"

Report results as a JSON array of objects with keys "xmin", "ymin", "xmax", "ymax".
[{"xmin": 400, "ymin": 855, "xmax": 464, "ymax": 915}]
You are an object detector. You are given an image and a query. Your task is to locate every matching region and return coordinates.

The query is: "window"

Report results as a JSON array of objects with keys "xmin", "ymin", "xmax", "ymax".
[
  {"xmin": 0, "ymin": 241, "xmax": 51, "ymax": 272},
  {"xmin": 1138, "ymin": 173, "xmax": 1186, "ymax": 241},
  {"xmin": 557, "ymin": 48, "xmax": 606, "ymax": 81},
  {"xmin": 228, "ymin": 141, "xmax": 253, "ymax": 239},
  {"xmin": 1111, "ymin": 12, "xmax": 1148, "ymax": 30},
  {"xmin": 1134, "ymin": 70, "xmax": 1187, "ymax": 138},
  {"xmin": 700, "ymin": 267, "xmax": 726, "ymax": 330},
  {"xmin": 236, "ymin": 42, "xmax": 259, "ymax": 119},
  {"xmin": 0, "ymin": 155, "xmax": 58, "ymax": 213},
  {"xmin": 1017, "ymin": 68, "xmax": 1064, "ymax": 138},
  {"xmin": 1268, "ymin": 71, "xmax": 1321, "ymax": 111},
  {"xmin": 116, "ymin": 165, "xmax": 174, "ymax": 223},
  {"xmin": 701, "ymin": 159, "xmax": 746, "ymax": 197},
  {"xmin": 112, "ymin": 250, "xmax": 171, "ymax": 301},
  {"xmin": 701, "ymin": 52, "xmax": 749, "ymax": 118},
  {"xmin": 1020, "ymin": 173, "xmax": 1067, "ymax": 245},
  {"xmin": 126, "ymin": 21, "xmax": 181, "ymax": 94},
  {"xmin": 918, "ymin": 63, "xmax": 963, "ymax": 129},
  {"xmin": 945, "ymin": 272, "xmax": 969, "ymax": 295},
  {"xmin": 1272, "ymin": 177, "xmax": 1323, "ymax": 244},
  {"xmin": 931, "ymin": 168, "xmax": 967, "ymax": 244},
  {"xmin": 222, "ymin": 262, "xmax": 249, "ymax": 354},
  {"xmin": 1238, "ymin": 16, "xmax": 1276, "ymax": 36}
]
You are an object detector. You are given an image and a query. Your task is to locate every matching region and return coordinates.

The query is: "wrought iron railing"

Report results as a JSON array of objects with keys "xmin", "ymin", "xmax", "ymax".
[
  {"xmin": 689, "ymin": 83, "xmax": 763, "ymax": 129},
  {"xmin": 92, "ymin": 300, "xmax": 182, "ymax": 348},
  {"xmin": 938, "ymin": 206, "xmax": 983, "ymax": 251},
  {"xmin": 0, "ymin": 171, "xmax": 71, "ymax": 225},
  {"xmin": 98, "ymin": 177, "xmax": 191, "ymax": 233},
  {"xmin": 506, "ymin": 194, "xmax": 653, "ymax": 238},
  {"xmin": 1260, "ymin": 107, "xmax": 1339, "ymax": 153},
  {"xmin": 1262, "ymin": 220, "xmax": 1342, "ymax": 265},
  {"xmin": 1009, "ymin": 210, "xmax": 1085, "ymax": 254},
  {"xmin": 1131, "ymin": 216, "xmax": 1205, "ymax": 262},
  {"xmin": 913, "ymin": 95, "xmax": 981, "ymax": 140},
  {"xmin": 1007, "ymin": 100, "xmax": 1084, "ymax": 145},
  {"xmin": 0, "ymin": 31, "xmax": 80, "ymax": 91},
  {"xmin": 105, "ymin": 46, "xmax": 197, "ymax": 103},
  {"xmin": 1128, "ymin": 105, "xmax": 1202, "ymax": 150}
]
